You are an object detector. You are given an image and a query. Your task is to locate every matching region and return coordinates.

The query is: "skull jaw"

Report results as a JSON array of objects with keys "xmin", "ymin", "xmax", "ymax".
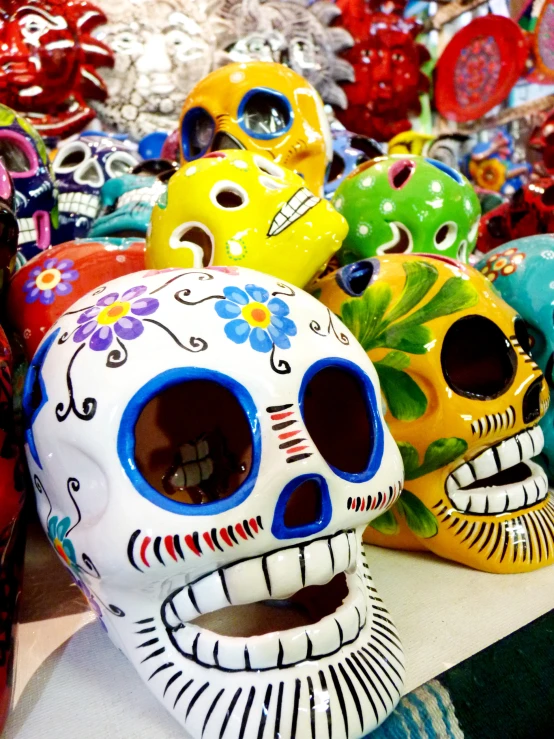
[{"xmin": 96, "ymin": 531, "xmax": 405, "ymax": 739}]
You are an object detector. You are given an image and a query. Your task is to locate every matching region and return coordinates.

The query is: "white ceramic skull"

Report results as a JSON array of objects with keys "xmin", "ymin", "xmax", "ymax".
[{"xmin": 23, "ymin": 266, "xmax": 404, "ymax": 739}]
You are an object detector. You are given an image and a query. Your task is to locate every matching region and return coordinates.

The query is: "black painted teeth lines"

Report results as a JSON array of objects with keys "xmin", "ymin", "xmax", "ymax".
[{"xmin": 471, "ymin": 406, "xmax": 516, "ymax": 438}]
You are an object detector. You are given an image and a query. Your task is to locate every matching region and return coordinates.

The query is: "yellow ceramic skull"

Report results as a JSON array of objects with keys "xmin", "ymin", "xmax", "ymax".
[
  {"xmin": 145, "ymin": 151, "xmax": 347, "ymax": 287},
  {"xmin": 179, "ymin": 61, "xmax": 332, "ymax": 196},
  {"xmin": 313, "ymin": 255, "xmax": 552, "ymax": 573}
]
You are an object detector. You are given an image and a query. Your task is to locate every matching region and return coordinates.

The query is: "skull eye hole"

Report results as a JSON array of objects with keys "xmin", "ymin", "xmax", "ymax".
[
  {"xmin": 239, "ymin": 89, "xmax": 292, "ymax": 139},
  {"xmin": 133, "ymin": 380, "xmax": 252, "ymax": 506},
  {"xmin": 254, "ymin": 155, "xmax": 284, "ymax": 179},
  {"xmin": 441, "ymin": 315, "xmax": 517, "ymax": 399},
  {"xmin": 181, "ymin": 107, "xmax": 215, "ymax": 160},
  {"xmin": 302, "ymin": 364, "xmax": 374, "ymax": 476},
  {"xmin": 53, "ymin": 142, "xmax": 89, "ymax": 172},
  {"xmin": 350, "ymin": 136, "xmax": 383, "ymax": 160},
  {"xmin": 210, "ymin": 181, "xmax": 249, "ymax": 210},
  {"xmin": 434, "ymin": 222, "xmax": 458, "ymax": 251},
  {"xmin": 327, "ymin": 152, "xmax": 345, "ymax": 184},
  {"xmin": 106, "ymin": 151, "xmax": 139, "ymax": 179},
  {"xmin": 514, "ymin": 317, "xmax": 534, "ymax": 354},
  {"xmin": 0, "ymin": 137, "xmax": 31, "ymax": 173}
]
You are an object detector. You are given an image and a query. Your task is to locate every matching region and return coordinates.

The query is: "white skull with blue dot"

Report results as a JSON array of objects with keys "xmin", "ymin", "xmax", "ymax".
[{"xmin": 24, "ymin": 266, "xmax": 404, "ymax": 739}]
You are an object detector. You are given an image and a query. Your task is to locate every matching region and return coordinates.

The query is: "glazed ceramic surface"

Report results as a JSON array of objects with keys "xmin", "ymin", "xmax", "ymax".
[
  {"xmin": 476, "ymin": 177, "xmax": 554, "ymax": 254},
  {"xmin": 332, "ymin": 156, "xmax": 481, "ymax": 265},
  {"xmin": 24, "ymin": 266, "xmax": 405, "ymax": 738},
  {"xmin": 0, "ymin": 326, "xmax": 25, "ymax": 732},
  {"xmin": 313, "ymin": 255, "xmax": 552, "ymax": 573},
  {"xmin": 0, "ymin": 104, "xmax": 57, "ymax": 261},
  {"xmin": 179, "ymin": 61, "xmax": 332, "ymax": 197},
  {"xmin": 215, "ymin": 0, "xmax": 354, "ymax": 109},
  {"xmin": 530, "ymin": 110, "xmax": 554, "ymax": 176},
  {"xmin": 7, "ymin": 238, "xmax": 146, "ymax": 359},
  {"xmin": 387, "ymin": 131, "xmax": 434, "ymax": 157},
  {"xmin": 465, "ymin": 131, "xmax": 531, "ymax": 197},
  {"xmin": 477, "ymin": 236, "xmax": 554, "ymax": 480},
  {"xmin": 426, "ymin": 133, "xmax": 474, "ymax": 173},
  {"xmin": 146, "ymin": 151, "xmax": 346, "ymax": 286},
  {"xmin": 0, "ymin": 0, "xmax": 113, "ymax": 138},
  {"xmin": 93, "ymin": 0, "xmax": 216, "ymax": 140},
  {"xmin": 324, "ymin": 128, "xmax": 383, "ymax": 199},
  {"xmin": 0, "ymin": 160, "xmax": 18, "ymax": 294},
  {"xmin": 52, "ymin": 134, "xmax": 141, "ymax": 243}
]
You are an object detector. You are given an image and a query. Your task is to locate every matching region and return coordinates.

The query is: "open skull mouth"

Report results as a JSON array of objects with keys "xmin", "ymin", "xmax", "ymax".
[
  {"xmin": 117, "ymin": 184, "xmax": 165, "ymax": 210},
  {"xmin": 267, "ymin": 187, "xmax": 320, "ymax": 237},
  {"xmin": 446, "ymin": 427, "xmax": 548, "ymax": 515},
  {"xmin": 17, "ymin": 213, "xmax": 50, "ymax": 249},
  {"xmin": 59, "ymin": 192, "xmax": 101, "ymax": 220},
  {"xmin": 375, "ymin": 223, "xmax": 413, "ymax": 255}
]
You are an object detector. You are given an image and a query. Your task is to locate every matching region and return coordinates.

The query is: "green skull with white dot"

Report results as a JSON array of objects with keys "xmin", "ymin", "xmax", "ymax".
[{"xmin": 333, "ymin": 155, "xmax": 481, "ymax": 265}]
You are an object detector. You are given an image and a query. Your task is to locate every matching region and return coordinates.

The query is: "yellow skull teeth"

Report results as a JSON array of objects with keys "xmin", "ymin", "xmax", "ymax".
[
  {"xmin": 267, "ymin": 187, "xmax": 320, "ymax": 236},
  {"xmin": 446, "ymin": 426, "xmax": 548, "ymax": 515}
]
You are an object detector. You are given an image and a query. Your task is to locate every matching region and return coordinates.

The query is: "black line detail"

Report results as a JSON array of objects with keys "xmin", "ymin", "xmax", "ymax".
[
  {"xmin": 351, "ymin": 653, "xmax": 382, "ymax": 720},
  {"xmin": 128, "ymin": 530, "xmax": 142, "ymax": 572},
  {"xmin": 212, "ymin": 527, "xmax": 224, "ymax": 552},
  {"xmin": 188, "ymin": 587, "xmax": 201, "ymax": 614},
  {"xmin": 280, "ymin": 437, "xmax": 306, "ymax": 449},
  {"xmin": 186, "ymin": 682, "xmax": 210, "ymax": 720},
  {"xmin": 487, "ymin": 523, "xmax": 504, "ymax": 561},
  {"xmin": 287, "ymin": 453, "xmax": 312, "ymax": 463},
  {"xmin": 274, "ymin": 682, "xmax": 284, "ymax": 738},
  {"xmin": 219, "ymin": 569, "xmax": 232, "ymax": 604},
  {"xmin": 137, "ymin": 637, "xmax": 159, "ymax": 649},
  {"xmin": 272, "ymin": 419, "xmax": 296, "ymax": 430},
  {"xmin": 307, "ymin": 676, "xmax": 316, "ymax": 739},
  {"xmin": 149, "ymin": 662, "xmax": 173, "ymax": 680},
  {"xmin": 478, "ymin": 523, "xmax": 496, "ymax": 554},
  {"xmin": 339, "ymin": 663, "xmax": 364, "ymax": 731},
  {"xmin": 257, "ymin": 684, "xmax": 272, "ymax": 739},
  {"xmin": 164, "ymin": 670, "xmax": 182, "ymax": 696},
  {"xmin": 174, "ymin": 534, "xmax": 184, "ymax": 560},
  {"xmin": 154, "ymin": 536, "xmax": 164, "ymax": 565},
  {"xmin": 329, "ymin": 665, "xmax": 349, "ymax": 737},
  {"xmin": 141, "ymin": 647, "xmax": 165, "ymax": 663},
  {"xmin": 319, "ymin": 670, "xmax": 332, "ymax": 739},
  {"xmin": 291, "ymin": 679, "xmax": 302, "ymax": 739},
  {"xmin": 174, "ymin": 679, "xmax": 193, "ymax": 709},
  {"xmin": 267, "ymin": 404, "xmax": 293, "ymax": 412},
  {"xmin": 203, "ymin": 689, "xmax": 224, "ymax": 737},
  {"xmin": 220, "ymin": 688, "xmax": 242, "ymax": 739}
]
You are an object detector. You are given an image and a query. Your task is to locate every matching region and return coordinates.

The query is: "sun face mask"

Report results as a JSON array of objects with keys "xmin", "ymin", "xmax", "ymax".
[
  {"xmin": 24, "ymin": 266, "xmax": 405, "ymax": 739},
  {"xmin": 179, "ymin": 61, "xmax": 332, "ymax": 196},
  {"xmin": 146, "ymin": 151, "xmax": 347, "ymax": 287},
  {"xmin": 313, "ymin": 254, "xmax": 552, "ymax": 574},
  {"xmin": 332, "ymin": 156, "xmax": 481, "ymax": 265}
]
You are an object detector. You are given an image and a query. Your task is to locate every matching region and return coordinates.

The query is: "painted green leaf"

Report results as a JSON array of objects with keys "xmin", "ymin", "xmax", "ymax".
[
  {"xmin": 384, "ymin": 260, "xmax": 439, "ymax": 326},
  {"xmin": 397, "ymin": 441, "xmax": 420, "ymax": 479},
  {"xmin": 375, "ymin": 363, "xmax": 428, "ymax": 421},
  {"xmin": 340, "ymin": 281, "xmax": 393, "ymax": 349},
  {"xmin": 397, "ymin": 276, "xmax": 479, "ymax": 328},
  {"xmin": 379, "ymin": 322, "xmax": 433, "ymax": 354},
  {"xmin": 377, "ymin": 350, "xmax": 410, "ymax": 370},
  {"xmin": 397, "ymin": 490, "xmax": 438, "ymax": 538},
  {"xmin": 370, "ymin": 508, "xmax": 400, "ymax": 535},
  {"xmin": 414, "ymin": 437, "xmax": 468, "ymax": 479}
]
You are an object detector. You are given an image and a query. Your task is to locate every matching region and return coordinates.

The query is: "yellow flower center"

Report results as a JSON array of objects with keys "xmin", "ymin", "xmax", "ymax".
[
  {"xmin": 36, "ymin": 268, "xmax": 62, "ymax": 291},
  {"xmin": 97, "ymin": 300, "xmax": 131, "ymax": 325},
  {"xmin": 242, "ymin": 302, "xmax": 271, "ymax": 328}
]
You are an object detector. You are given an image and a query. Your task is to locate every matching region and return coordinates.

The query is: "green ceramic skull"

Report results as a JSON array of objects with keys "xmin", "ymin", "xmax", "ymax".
[{"xmin": 332, "ymin": 155, "xmax": 481, "ymax": 265}]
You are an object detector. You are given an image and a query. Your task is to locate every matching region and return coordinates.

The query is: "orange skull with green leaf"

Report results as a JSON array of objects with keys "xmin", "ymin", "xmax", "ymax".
[{"xmin": 314, "ymin": 255, "xmax": 552, "ymax": 573}]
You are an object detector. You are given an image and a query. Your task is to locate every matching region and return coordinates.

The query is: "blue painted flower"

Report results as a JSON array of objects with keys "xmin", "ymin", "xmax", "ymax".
[
  {"xmin": 73, "ymin": 285, "xmax": 159, "ymax": 352},
  {"xmin": 215, "ymin": 284, "xmax": 296, "ymax": 352},
  {"xmin": 47, "ymin": 515, "xmax": 77, "ymax": 569},
  {"xmin": 23, "ymin": 258, "xmax": 79, "ymax": 305}
]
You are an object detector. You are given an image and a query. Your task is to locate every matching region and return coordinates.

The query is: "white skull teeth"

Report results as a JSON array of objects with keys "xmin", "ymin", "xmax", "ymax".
[
  {"xmin": 116, "ymin": 183, "xmax": 165, "ymax": 209},
  {"xmin": 446, "ymin": 426, "xmax": 548, "ymax": 515},
  {"xmin": 163, "ymin": 530, "xmax": 363, "ymax": 670},
  {"xmin": 59, "ymin": 192, "xmax": 101, "ymax": 219},
  {"xmin": 17, "ymin": 217, "xmax": 37, "ymax": 245},
  {"xmin": 267, "ymin": 187, "xmax": 320, "ymax": 237}
]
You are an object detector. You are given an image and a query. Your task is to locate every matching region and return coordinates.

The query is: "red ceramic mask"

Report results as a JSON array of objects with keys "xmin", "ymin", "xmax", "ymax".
[
  {"xmin": 0, "ymin": 325, "xmax": 25, "ymax": 732},
  {"xmin": 336, "ymin": 1, "xmax": 430, "ymax": 141},
  {"xmin": 0, "ymin": 0, "xmax": 113, "ymax": 138},
  {"xmin": 7, "ymin": 238, "xmax": 146, "ymax": 359},
  {"xmin": 530, "ymin": 111, "xmax": 554, "ymax": 176},
  {"xmin": 476, "ymin": 177, "xmax": 554, "ymax": 253}
]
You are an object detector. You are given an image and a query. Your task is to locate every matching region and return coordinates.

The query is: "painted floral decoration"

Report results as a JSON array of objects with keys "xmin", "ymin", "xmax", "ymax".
[
  {"xmin": 215, "ymin": 284, "xmax": 296, "ymax": 352},
  {"xmin": 74, "ymin": 286, "xmax": 159, "ymax": 352},
  {"xmin": 480, "ymin": 247, "xmax": 526, "ymax": 282},
  {"xmin": 47, "ymin": 515, "xmax": 77, "ymax": 569},
  {"xmin": 469, "ymin": 157, "xmax": 507, "ymax": 191},
  {"xmin": 23, "ymin": 258, "xmax": 79, "ymax": 305}
]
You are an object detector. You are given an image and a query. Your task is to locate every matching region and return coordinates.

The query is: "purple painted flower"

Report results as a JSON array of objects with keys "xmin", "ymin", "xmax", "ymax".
[
  {"xmin": 73, "ymin": 285, "xmax": 159, "ymax": 352},
  {"xmin": 23, "ymin": 258, "xmax": 79, "ymax": 305}
]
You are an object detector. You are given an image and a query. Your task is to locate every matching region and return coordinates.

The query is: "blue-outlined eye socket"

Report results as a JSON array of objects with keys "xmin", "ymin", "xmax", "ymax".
[
  {"xmin": 425, "ymin": 157, "xmax": 464, "ymax": 185},
  {"xmin": 238, "ymin": 88, "xmax": 293, "ymax": 140},
  {"xmin": 299, "ymin": 358, "xmax": 384, "ymax": 483},
  {"xmin": 117, "ymin": 368, "xmax": 260, "ymax": 516},
  {"xmin": 181, "ymin": 107, "xmax": 215, "ymax": 160}
]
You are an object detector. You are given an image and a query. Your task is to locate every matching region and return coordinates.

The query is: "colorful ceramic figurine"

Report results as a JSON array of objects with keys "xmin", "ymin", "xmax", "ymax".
[
  {"xmin": 314, "ymin": 255, "xmax": 552, "ymax": 573},
  {"xmin": 465, "ymin": 131, "xmax": 531, "ymax": 197},
  {"xmin": 388, "ymin": 131, "xmax": 434, "ymax": 157},
  {"xmin": 336, "ymin": 0, "xmax": 430, "ymax": 142},
  {"xmin": 52, "ymin": 134, "xmax": 141, "ymax": 243},
  {"xmin": 146, "ymin": 151, "xmax": 347, "ymax": 286},
  {"xmin": 179, "ymin": 61, "xmax": 332, "ymax": 196},
  {"xmin": 476, "ymin": 177, "xmax": 554, "ymax": 254},
  {"xmin": 324, "ymin": 127, "xmax": 383, "ymax": 199},
  {"xmin": 332, "ymin": 156, "xmax": 481, "ymax": 265},
  {"xmin": 0, "ymin": 326, "xmax": 25, "ymax": 733},
  {"xmin": 7, "ymin": 238, "xmax": 146, "ymax": 359},
  {"xmin": 0, "ymin": 104, "xmax": 58, "ymax": 261},
  {"xmin": 530, "ymin": 110, "xmax": 554, "ymax": 176},
  {"xmin": 24, "ymin": 266, "xmax": 405, "ymax": 738},
  {"xmin": 0, "ymin": 0, "xmax": 113, "ymax": 138},
  {"xmin": 93, "ymin": 0, "xmax": 216, "ymax": 140},
  {"xmin": 0, "ymin": 161, "xmax": 18, "ymax": 293},
  {"xmin": 215, "ymin": 0, "xmax": 354, "ymax": 109},
  {"xmin": 477, "ymin": 235, "xmax": 554, "ymax": 480}
]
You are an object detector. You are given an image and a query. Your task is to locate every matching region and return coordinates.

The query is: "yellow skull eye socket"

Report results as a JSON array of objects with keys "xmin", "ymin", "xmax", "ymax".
[
  {"xmin": 209, "ymin": 180, "xmax": 249, "ymax": 210},
  {"xmin": 239, "ymin": 89, "xmax": 293, "ymax": 139},
  {"xmin": 181, "ymin": 107, "xmax": 216, "ymax": 159},
  {"xmin": 253, "ymin": 155, "xmax": 284, "ymax": 178}
]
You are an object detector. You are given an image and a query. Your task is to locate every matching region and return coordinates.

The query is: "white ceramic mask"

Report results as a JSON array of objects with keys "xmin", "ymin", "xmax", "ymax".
[{"xmin": 23, "ymin": 266, "xmax": 405, "ymax": 738}]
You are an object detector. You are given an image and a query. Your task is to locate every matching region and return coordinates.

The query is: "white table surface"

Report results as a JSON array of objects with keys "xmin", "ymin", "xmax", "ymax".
[{"xmin": 5, "ymin": 523, "xmax": 554, "ymax": 738}]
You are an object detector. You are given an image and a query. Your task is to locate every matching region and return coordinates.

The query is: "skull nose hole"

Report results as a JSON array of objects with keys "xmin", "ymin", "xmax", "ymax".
[
  {"xmin": 77, "ymin": 160, "xmax": 103, "ymax": 186},
  {"xmin": 523, "ymin": 377, "xmax": 544, "ymax": 425},
  {"xmin": 341, "ymin": 260, "xmax": 375, "ymax": 296},
  {"xmin": 283, "ymin": 478, "xmax": 322, "ymax": 529}
]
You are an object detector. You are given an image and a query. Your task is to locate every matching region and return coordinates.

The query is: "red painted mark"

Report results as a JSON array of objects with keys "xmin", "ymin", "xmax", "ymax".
[
  {"xmin": 249, "ymin": 517, "xmax": 258, "ymax": 534},
  {"xmin": 271, "ymin": 411, "xmax": 293, "ymax": 420},
  {"xmin": 185, "ymin": 534, "xmax": 201, "ymax": 556},
  {"xmin": 140, "ymin": 536, "xmax": 151, "ymax": 567},
  {"xmin": 165, "ymin": 535, "xmax": 177, "ymax": 561},
  {"xmin": 220, "ymin": 528, "xmax": 233, "ymax": 547},
  {"xmin": 278, "ymin": 430, "xmax": 300, "ymax": 440},
  {"xmin": 203, "ymin": 531, "xmax": 215, "ymax": 551},
  {"xmin": 205, "ymin": 152, "xmax": 226, "ymax": 159},
  {"xmin": 360, "ymin": 498, "xmax": 366, "ymax": 512},
  {"xmin": 287, "ymin": 445, "xmax": 308, "ymax": 454},
  {"xmin": 236, "ymin": 523, "xmax": 248, "ymax": 540},
  {"xmin": 371, "ymin": 497, "xmax": 377, "ymax": 510}
]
